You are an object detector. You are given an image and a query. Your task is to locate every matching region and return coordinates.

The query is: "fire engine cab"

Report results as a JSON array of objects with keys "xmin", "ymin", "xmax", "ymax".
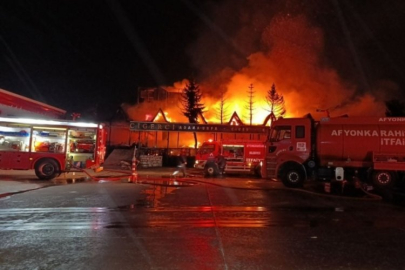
[{"xmin": 194, "ymin": 139, "xmax": 265, "ymax": 177}]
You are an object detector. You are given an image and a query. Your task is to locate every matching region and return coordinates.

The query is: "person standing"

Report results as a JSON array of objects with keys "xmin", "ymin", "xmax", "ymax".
[
  {"xmin": 216, "ymin": 154, "xmax": 226, "ymax": 176},
  {"xmin": 172, "ymin": 150, "xmax": 187, "ymax": 177}
]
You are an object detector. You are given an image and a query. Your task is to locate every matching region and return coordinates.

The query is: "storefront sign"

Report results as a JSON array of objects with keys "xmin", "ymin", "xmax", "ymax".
[{"xmin": 129, "ymin": 122, "xmax": 268, "ymax": 134}]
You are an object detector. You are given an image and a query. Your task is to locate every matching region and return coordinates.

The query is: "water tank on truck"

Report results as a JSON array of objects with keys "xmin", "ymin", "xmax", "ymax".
[{"xmin": 263, "ymin": 116, "xmax": 405, "ymax": 190}]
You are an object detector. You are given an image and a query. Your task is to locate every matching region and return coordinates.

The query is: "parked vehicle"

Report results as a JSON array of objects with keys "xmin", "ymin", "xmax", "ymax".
[
  {"xmin": 0, "ymin": 116, "xmax": 106, "ymax": 180},
  {"xmin": 262, "ymin": 115, "xmax": 405, "ymax": 190},
  {"xmin": 195, "ymin": 139, "xmax": 265, "ymax": 177}
]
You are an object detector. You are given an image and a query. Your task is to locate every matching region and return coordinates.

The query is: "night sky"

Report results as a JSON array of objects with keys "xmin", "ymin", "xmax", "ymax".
[{"xmin": 1, "ymin": 0, "xmax": 405, "ymax": 120}]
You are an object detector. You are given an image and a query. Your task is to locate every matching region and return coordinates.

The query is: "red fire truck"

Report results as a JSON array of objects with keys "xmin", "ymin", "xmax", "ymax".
[
  {"xmin": 262, "ymin": 115, "xmax": 405, "ymax": 189},
  {"xmin": 194, "ymin": 139, "xmax": 265, "ymax": 177},
  {"xmin": 0, "ymin": 116, "xmax": 106, "ymax": 180}
]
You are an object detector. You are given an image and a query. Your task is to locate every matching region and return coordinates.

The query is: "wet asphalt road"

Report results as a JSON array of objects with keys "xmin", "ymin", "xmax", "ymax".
[{"xmin": 1, "ymin": 174, "xmax": 405, "ymax": 270}]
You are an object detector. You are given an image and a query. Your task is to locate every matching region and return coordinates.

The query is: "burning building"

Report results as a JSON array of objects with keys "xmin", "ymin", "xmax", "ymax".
[{"xmin": 116, "ymin": 1, "xmax": 398, "ymax": 148}]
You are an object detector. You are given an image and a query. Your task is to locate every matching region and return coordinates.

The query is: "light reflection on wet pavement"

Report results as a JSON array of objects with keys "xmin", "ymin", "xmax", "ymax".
[
  {"xmin": 2, "ymin": 174, "xmax": 405, "ymax": 270},
  {"xmin": 2, "ymin": 175, "xmax": 405, "ymax": 232},
  {"xmin": 0, "ymin": 178, "xmax": 310, "ymax": 230},
  {"xmin": 0, "ymin": 206, "xmax": 315, "ymax": 230},
  {"xmin": 1, "ymin": 169, "xmax": 405, "ymax": 232},
  {"xmin": 2, "ymin": 201, "xmax": 405, "ymax": 231}
]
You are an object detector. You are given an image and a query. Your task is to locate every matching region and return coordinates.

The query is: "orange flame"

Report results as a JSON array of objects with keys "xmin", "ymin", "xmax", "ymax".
[{"xmin": 126, "ymin": 14, "xmax": 389, "ymax": 125}]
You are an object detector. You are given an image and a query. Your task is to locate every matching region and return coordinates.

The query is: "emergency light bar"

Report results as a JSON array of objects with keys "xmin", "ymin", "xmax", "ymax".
[{"xmin": 0, "ymin": 117, "xmax": 98, "ymax": 128}]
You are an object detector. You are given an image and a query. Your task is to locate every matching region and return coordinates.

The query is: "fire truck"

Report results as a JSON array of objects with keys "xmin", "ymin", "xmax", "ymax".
[
  {"xmin": 0, "ymin": 116, "xmax": 106, "ymax": 180},
  {"xmin": 262, "ymin": 115, "xmax": 405, "ymax": 189},
  {"xmin": 194, "ymin": 139, "xmax": 265, "ymax": 177}
]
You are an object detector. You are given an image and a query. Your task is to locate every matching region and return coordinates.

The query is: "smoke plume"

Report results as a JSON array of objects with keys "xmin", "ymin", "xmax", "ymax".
[{"xmin": 126, "ymin": 0, "xmax": 397, "ymax": 123}]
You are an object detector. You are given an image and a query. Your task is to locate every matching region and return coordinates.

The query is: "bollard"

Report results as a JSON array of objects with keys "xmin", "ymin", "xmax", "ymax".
[
  {"xmin": 129, "ymin": 147, "xmax": 138, "ymax": 183},
  {"xmin": 324, "ymin": 182, "xmax": 331, "ymax": 193}
]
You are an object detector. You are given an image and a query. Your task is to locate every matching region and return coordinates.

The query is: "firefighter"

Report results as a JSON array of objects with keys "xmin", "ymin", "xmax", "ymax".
[
  {"xmin": 216, "ymin": 154, "xmax": 226, "ymax": 176},
  {"xmin": 172, "ymin": 150, "xmax": 187, "ymax": 177},
  {"xmin": 204, "ymin": 153, "xmax": 219, "ymax": 178}
]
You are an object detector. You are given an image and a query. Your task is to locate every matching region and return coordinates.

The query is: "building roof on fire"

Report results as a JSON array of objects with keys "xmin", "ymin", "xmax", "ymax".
[{"xmin": 228, "ymin": 111, "xmax": 244, "ymax": 125}]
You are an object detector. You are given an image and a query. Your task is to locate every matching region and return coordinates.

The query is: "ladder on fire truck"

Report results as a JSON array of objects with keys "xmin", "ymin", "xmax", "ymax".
[{"xmin": 264, "ymin": 156, "xmax": 277, "ymax": 179}]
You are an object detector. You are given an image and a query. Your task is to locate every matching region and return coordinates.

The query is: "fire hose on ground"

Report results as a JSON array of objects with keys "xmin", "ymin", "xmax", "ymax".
[
  {"xmin": 65, "ymin": 153, "xmax": 139, "ymax": 182},
  {"xmin": 64, "ymin": 148, "xmax": 383, "ymax": 201}
]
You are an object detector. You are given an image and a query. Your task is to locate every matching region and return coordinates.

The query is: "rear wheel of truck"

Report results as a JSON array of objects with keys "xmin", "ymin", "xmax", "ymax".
[
  {"xmin": 35, "ymin": 158, "xmax": 59, "ymax": 180},
  {"xmin": 204, "ymin": 165, "xmax": 216, "ymax": 177},
  {"xmin": 282, "ymin": 166, "xmax": 305, "ymax": 188},
  {"xmin": 372, "ymin": 170, "xmax": 395, "ymax": 189}
]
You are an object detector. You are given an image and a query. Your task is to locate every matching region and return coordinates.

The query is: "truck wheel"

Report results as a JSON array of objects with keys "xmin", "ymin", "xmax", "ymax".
[
  {"xmin": 282, "ymin": 167, "xmax": 304, "ymax": 188},
  {"xmin": 372, "ymin": 171, "xmax": 394, "ymax": 188},
  {"xmin": 204, "ymin": 165, "xmax": 217, "ymax": 177},
  {"xmin": 35, "ymin": 159, "xmax": 59, "ymax": 180}
]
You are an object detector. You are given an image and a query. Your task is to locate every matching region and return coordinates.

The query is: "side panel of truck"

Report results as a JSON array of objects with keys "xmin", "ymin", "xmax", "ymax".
[
  {"xmin": 265, "ymin": 116, "xmax": 405, "ymax": 189},
  {"xmin": 316, "ymin": 122, "xmax": 405, "ymax": 164},
  {"xmin": 195, "ymin": 140, "xmax": 265, "ymax": 175}
]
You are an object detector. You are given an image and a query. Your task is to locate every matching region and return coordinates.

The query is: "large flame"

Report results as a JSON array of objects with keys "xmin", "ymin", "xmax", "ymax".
[{"xmin": 126, "ymin": 12, "xmax": 395, "ymax": 125}]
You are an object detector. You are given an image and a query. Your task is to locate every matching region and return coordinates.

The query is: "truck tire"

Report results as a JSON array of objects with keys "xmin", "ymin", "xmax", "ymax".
[
  {"xmin": 204, "ymin": 164, "xmax": 218, "ymax": 177},
  {"xmin": 282, "ymin": 166, "xmax": 305, "ymax": 188},
  {"xmin": 35, "ymin": 158, "xmax": 60, "ymax": 180},
  {"xmin": 372, "ymin": 170, "xmax": 395, "ymax": 189}
]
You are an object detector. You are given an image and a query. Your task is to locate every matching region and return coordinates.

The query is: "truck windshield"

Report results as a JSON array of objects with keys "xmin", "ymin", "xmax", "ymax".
[
  {"xmin": 269, "ymin": 126, "xmax": 291, "ymax": 142},
  {"xmin": 198, "ymin": 144, "xmax": 215, "ymax": 155}
]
